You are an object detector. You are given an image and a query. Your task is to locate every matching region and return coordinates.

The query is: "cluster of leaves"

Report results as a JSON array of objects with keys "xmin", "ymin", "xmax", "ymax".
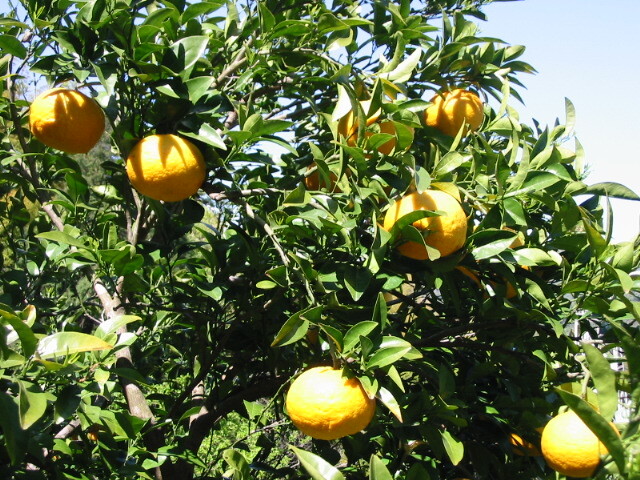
[{"xmin": 0, "ymin": 0, "xmax": 639, "ymax": 479}]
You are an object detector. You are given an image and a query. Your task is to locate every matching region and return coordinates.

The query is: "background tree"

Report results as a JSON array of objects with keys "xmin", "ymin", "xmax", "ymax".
[{"xmin": 0, "ymin": 0, "xmax": 639, "ymax": 479}]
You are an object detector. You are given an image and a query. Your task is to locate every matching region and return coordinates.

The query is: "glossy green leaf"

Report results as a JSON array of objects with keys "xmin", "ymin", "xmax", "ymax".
[
  {"xmin": 0, "ymin": 392, "xmax": 26, "ymax": 465},
  {"xmin": 433, "ymin": 152, "xmax": 469, "ymax": 177},
  {"xmin": 368, "ymin": 454, "xmax": 393, "ymax": 480},
  {"xmin": 94, "ymin": 315, "xmax": 141, "ymax": 340},
  {"xmin": 290, "ymin": 445, "xmax": 345, "ymax": 480},
  {"xmin": 441, "ymin": 429, "xmax": 464, "ymax": 465},
  {"xmin": 36, "ymin": 332, "xmax": 113, "ymax": 359},
  {"xmin": 505, "ymin": 172, "xmax": 560, "ymax": 197},
  {"xmin": 168, "ymin": 35, "xmax": 209, "ymax": 75},
  {"xmin": 377, "ymin": 386, "xmax": 402, "ymax": 422},
  {"xmin": 0, "ymin": 308, "xmax": 38, "ymax": 357},
  {"xmin": 271, "ymin": 306, "xmax": 321, "ymax": 347},
  {"xmin": 367, "ymin": 345, "xmax": 411, "ymax": 370},
  {"xmin": 470, "ymin": 236, "xmax": 515, "ymax": 261},
  {"xmin": 582, "ymin": 343, "xmax": 617, "ymax": 421},
  {"xmin": 343, "ymin": 321, "xmax": 378, "ymax": 353},
  {"xmin": 18, "ymin": 381, "xmax": 47, "ymax": 430},
  {"xmin": 342, "ymin": 266, "xmax": 372, "ymax": 301},
  {"xmin": 584, "ymin": 182, "xmax": 640, "ymax": 201},
  {"xmin": 0, "ymin": 34, "xmax": 27, "ymax": 58},
  {"xmin": 380, "ymin": 48, "xmax": 421, "ymax": 83},
  {"xmin": 36, "ymin": 230, "xmax": 87, "ymax": 249},
  {"xmin": 182, "ymin": 123, "xmax": 227, "ymax": 150},
  {"xmin": 222, "ymin": 448, "xmax": 250, "ymax": 480}
]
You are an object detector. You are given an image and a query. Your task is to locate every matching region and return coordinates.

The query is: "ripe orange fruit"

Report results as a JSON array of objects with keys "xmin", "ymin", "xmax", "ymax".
[
  {"xmin": 541, "ymin": 410, "xmax": 616, "ymax": 478},
  {"xmin": 304, "ymin": 163, "xmax": 348, "ymax": 192},
  {"xmin": 383, "ymin": 189, "xmax": 467, "ymax": 260},
  {"xmin": 286, "ymin": 366, "xmax": 376, "ymax": 440},
  {"xmin": 455, "ymin": 265, "xmax": 482, "ymax": 288},
  {"xmin": 424, "ymin": 89, "xmax": 483, "ymax": 137},
  {"xmin": 510, "ymin": 432, "xmax": 541, "ymax": 456},
  {"xmin": 338, "ymin": 99, "xmax": 382, "ymax": 146},
  {"xmin": 365, "ymin": 121, "xmax": 414, "ymax": 156},
  {"xmin": 126, "ymin": 134, "xmax": 206, "ymax": 202},
  {"xmin": 29, "ymin": 88, "xmax": 105, "ymax": 154}
]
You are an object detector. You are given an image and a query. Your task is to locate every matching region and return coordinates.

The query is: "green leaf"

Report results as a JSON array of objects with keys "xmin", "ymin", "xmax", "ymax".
[
  {"xmin": 584, "ymin": 182, "xmax": 640, "ymax": 201},
  {"xmin": 271, "ymin": 306, "xmax": 321, "ymax": 347},
  {"xmin": 181, "ymin": 123, "xmax": 227, "ymax": 150},
  {"xmin": 0, "ymin": 392, "xmax": 27, "ymax": 465},
  {"xmin": 510, "ymin": 248, "xmax": 561, "ymax": 266},
  {"xmin": 555, "ymin": 389, "xmax": 625, "ymax": 473},
  {"xmin": 36, "ymin": 332, "xmax": 113, "ymax": 359},
  {"xmin": 168, "ymin": 35, "xmax": 209, "ymax": 76},
  {"xmin": 379, "ymin": 48, "xmax": 421, "ymax": 83},
  {"xmin": 371, "ymin": 292, "xmax": 388, "ymax": 330},
  {"xmin": 580, "ymin": 213, "xmax": 608, "ymax": 259},
  {"xmin": 18, "ymin": 381, "xmax": 47, "ymax": 430},
  {"xmin": 469, "ymin": 233, "xmax": 516, "ymax": 261},
  {"xmin": 368, "ymin": 454, "xmax": 393, "ymax": 480},
  {"xmin": 332, "ymin": 84, "xmax": 353, "ymax": 123},
  {"xmin": 319, "ymin": 324, "xmax": 344, "ymax": 351},
  {"xmin": 505, "ymin": 172, "xmax": 560, "ymax": 197},
  {"xmin": 0, "ymin": 34, "xmax": 27, "ymax": 58},
  {"xmin": 36, "ymin": 230, "xmax": 87, "ymax": 249},
  {"xmin": 406, "ymin": 464, "xmax": 431, "ymax": 480},
  {"xmin": 222, "ymin": 448, "xmax": 250, "ymax": 480},
  {"xmin": 433, "ymin": 152, "xmax": 469, "ymax": 178},
  {"xmin": 440, "ymin": 430, "xmax": 464, "ymax": 465},
  {"xmin": 343, "ymin": 321, "xmax": 378, "ymax": 353},
  {"xmin": 377, "ymin": 387, "xmax": 402, "ymax": 423},
  {"xmin": 367, "ymin": 344, "xmax": 411, "ymax": 370},
  {"xmin": 184, "ymin": 76, "xmax": 215, "ymax": 103},
  {"xmin": 290, "ymin": 445, "xmax": 345, "ymax": 480},
  {"xmin": 582, "ymin": 343, "xmax": 618, "ymax": 421},
  {"xmin": 94, "ymin": 315, "xmax": 141, "ymax": 340},
  {"xmin": 0, "ymin": 308, "xmax": 38, "ymax": 357},
  {"xmin": 342, "ymin": 266, "xmax": 372, "ymax": 301}
]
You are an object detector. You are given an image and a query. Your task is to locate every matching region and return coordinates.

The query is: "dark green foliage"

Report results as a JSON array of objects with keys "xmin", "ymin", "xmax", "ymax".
[{"xmin": 0, "ymin": 0, "xmax": 638, "ymax": 479}]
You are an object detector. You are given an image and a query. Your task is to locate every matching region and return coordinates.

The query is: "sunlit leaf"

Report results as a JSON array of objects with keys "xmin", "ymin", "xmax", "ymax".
[
  {"xmin": 290, "ymin": 445, "xmax": 345, "ymax": 480},
  {"xmin": 36, "ymin": 332, "xmax": 113, "ymax": 359}
]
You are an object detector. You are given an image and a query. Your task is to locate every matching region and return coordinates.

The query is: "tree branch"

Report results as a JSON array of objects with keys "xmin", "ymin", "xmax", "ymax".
[
  {"xmin": 174, "ymin": 375, "xmax": 287, "ymax": 480},
  {"xmin": 93, "ymin": 277, "xmax": 173, "ymax": 480}
]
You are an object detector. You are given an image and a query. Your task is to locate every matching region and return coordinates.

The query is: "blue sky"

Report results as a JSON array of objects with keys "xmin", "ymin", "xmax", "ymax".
[{"xmin": 480, "ymin": 0, "xmax": 640, "ymax": 243}]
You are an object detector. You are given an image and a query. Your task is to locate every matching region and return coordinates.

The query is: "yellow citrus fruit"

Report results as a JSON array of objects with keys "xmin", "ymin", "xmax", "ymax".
[
  {"xmin": 365, "ymin": 121, "xmax": 414, "ymax": 156},
  {"xmin": 502, "ymin": 226, "xmax": 525, "ymax": 248},
  {"xmin": 304, "ymin": 163, "xmax": 348, "ymax": 192},
  {"xmin": 383, "ymin": 189, "xmax": 467, "ymax": 260},
  {"xmin": 338, "ymin": 99, "xmax": 382, "ymax": 146},
  {"xmin": 541, "ymin": 410, "xmax": 616, "ymax": 478},
  {"xmin": 286, "ymin": 366, "xmax": 376, "ymax": 440},
  {"xmin": 455, "ymin": 265, "xmax": 483, "ymax": 288},
  {"xmin": 510, "ymin": 432, "xmax": 541, "ymax": 456},
  {"xmin": 424, "ymin": 89, "xmax": 483, "ymax": 137},
  {"xmin": 126, "ymin": 134, "xmax": 206, "ymax": 202},
  {"xmin": 29, "ymin": 88, "xmax": 105, "ymax": 154}
]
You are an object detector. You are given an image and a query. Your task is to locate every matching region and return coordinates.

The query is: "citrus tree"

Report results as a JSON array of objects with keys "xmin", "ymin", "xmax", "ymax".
[{"xmin": 1, "ymin": 0, "xmax": 639, "ymax": 479}]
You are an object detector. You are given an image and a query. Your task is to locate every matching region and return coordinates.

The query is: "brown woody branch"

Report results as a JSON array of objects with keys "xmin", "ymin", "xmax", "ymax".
[
  {"xmin": 175, "ymin": 375, "xmax": 287, "ymax": 480},
  {"xmin": 93, "ymin": 278, "xmax": 173, "ymax": 480},
  {"xmin": 204, "ymin": 187, "xmax": 280, "ymax": 202}
]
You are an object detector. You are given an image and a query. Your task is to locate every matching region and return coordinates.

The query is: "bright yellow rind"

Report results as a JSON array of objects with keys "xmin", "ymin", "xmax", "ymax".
[
  {"xmin": 424, "ymin": 89, "xmax": 483, "ymax": 137},
  {"xmin": 29, "ymin": 88, "xmax": 105, "ymax": 154},
  {"xmin": 383, "ymin": 189, "xmax": 467, "ymax": 260},
  {"xmin": 541, "ymin": 410, "xmax": 615, "ymax": 478},
  {"xmin": 126, "ymin": 134, "xmax": 206, "ymax": 202},
  {"xmin": 286, "ymin": 366, "xmax": 376, "ymax": 440},
  {"xmin": 338, "ymin": 99, "xmax": 382, "ymax": 146},
  {"xmin": 509, "ymin": 432, "xmax": 541, "ymax": 456}
]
